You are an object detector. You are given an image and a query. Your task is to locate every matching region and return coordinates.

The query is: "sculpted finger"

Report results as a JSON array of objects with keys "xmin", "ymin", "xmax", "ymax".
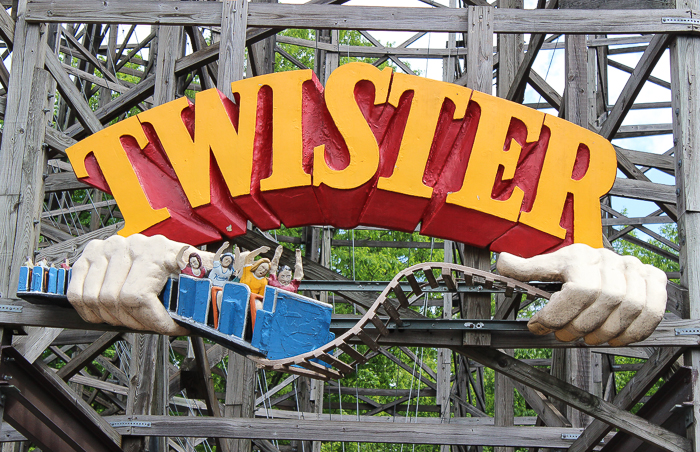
[
  {"xmin": 528, "ymin": 278, "xmax": 601, "ymax": 337},
  {"xmin": 497, "ymin": 243, "xmax": 600, "ymax": 283},
  {"xmin": 608, "ymin": 265, "xmax": 667, "ymax": 346},
  {"xmin": 121, "ymin": 259, "xmax": 189, "ymax": 335},
  {"xmin": 561, "ymin": 253, "xmax": 627, "ymax": 342},
  {"xmin": 584, "ymin": 258, "xmax": 647, "ymax": 345},
  {"xmin": 133, "ymin": 294, "xmax": 189, "ymax": 336},
  {"xmin": 66, "ymin": 257, "xmax": 102, "ymax": 324},
  {"xmin": 98, "ymin": 237, "xmax": 133, "ymax": 326},
  {"xmin": 79, "ymin": 240, "xmax": 111, "ymax": 323}
]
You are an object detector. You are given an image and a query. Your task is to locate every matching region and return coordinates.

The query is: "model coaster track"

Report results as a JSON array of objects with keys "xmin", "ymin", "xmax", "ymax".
[{"xmin": 252, "ymin": 262, "xmax": 551, "ymax": 380}]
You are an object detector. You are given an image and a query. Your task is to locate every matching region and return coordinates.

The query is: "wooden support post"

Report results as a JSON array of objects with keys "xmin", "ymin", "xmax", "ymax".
[
  {"xmin": 220, "ymin": 0, "xmax": 248, "ymax": 90},
  {"xmin": 219, "ymin": 4, "xmax": 256, "ymax": 451},
  {"xmin": 0, "ymin": 0, "xmax": 49, "ymax": 298},
  {"xmin": 246, "ymin": 0, "xmax": 276, "ymax": 77},
  {"xmin": 438, "ymin": 241, "xmax": 453, "ymax": 452},
  {"xmin": 192, "ymin": 336, "xmax": 231, "ymax": 452},
  {"xmin": 324, "ymin": 30, "xmax": 339, "ymax": 85},
  {"xmin": 462, "ymin": 5, "xmax": 493, "ymax": 350},
  {"xmin": 310, "ymin": 378, "xmax": 324, "ymax": 452},
  {"xmin": 494, "ymin": 4, "xmax": 521, "ymax": 449},
  {"xmin": 225, "ymin": 353, "xmax": 256, "ymax": 452},
  {"xmin": 563, "ymin": 33, "xmax": 592, "ymax": 430},
  {"xmin": 293, "ymin": 377, "xmax": 312, "ymax": 452},
  {"xmin": 670, "ymin": 0, "xmax": 700, "ymax": 447},
  {"xmin": 124, "ymin": 334, "xmax": 160, "ymax": 452},
  {"xmin": 440, "ymin": 18, "xmax": 457, "ymax": 443}
]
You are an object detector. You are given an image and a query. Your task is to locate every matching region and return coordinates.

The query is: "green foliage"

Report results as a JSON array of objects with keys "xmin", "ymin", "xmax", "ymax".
[{"xmin": 275, "ymin": 29, "xmax": 410, "ymax": 74}]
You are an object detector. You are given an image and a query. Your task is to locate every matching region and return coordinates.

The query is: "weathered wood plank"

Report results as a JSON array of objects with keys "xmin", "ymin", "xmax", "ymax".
[
  {"xmin": 670, "ymin": 1, "xmax": 700, "ymax": 445},
  {"xmin": 601, "ymin": 215, "xmax": 675, "ymax": 226},
  {"xmin": 218, "ymin": 0, "xmax": 247, "ymax": 91},
  {"xmin": 0, "ymin": 0, "xmax": 49, "ymax": 298},
  {"xmin": 43, "ymin": 171, "xmax": 88, "ymax": 192},
  {"xmin": 560, "ymin": 0, "xmax": 674, "ymax": 8},
  {"xmin": 24, "ymin": 2, "xmax": 700, "ymax": 34},
  {"xmin": 33, "ymin": 359, "xmax": 122, "ymax": 447},
  {"xmin": 609, "ymin": 178, "xmax": 677, "ymax": 204},
  {"xmin": 193, "ymin": 336, "xmax": 230, "ymax": 452},
  {"xmin": 600, "ymin": 34, "xmax": 673, "ymax": 140},
  {"xmin": 616, "ymin": 146, "xmax": 675, "ymax": 172},
  {"xmin": 44, "ymin": 48, "xmax": 103, "ymax": 134},
  {"xmin": 568, "ymin": 346, "xmax": 684, "ymax": 452},
  {"xmin": 56, "ymin": 331, "xmax": 121, "ymax": 380},
  {"xmin": 44, "ymin": 128, "xmax": 78, "ymax": 155},
  {"xmin": 12, "ymin": 326, "xmax": 63, "ymax": 363},
  {"xmin": 458, "ymin": 347, "xmax": 691, "ymax": 452},
  {"xmin": 37, "ymin": 222, "xmax": 122, "ymax": 263},
  {"xmin": 107, "ymin": 415, "xmax": 595, "ymax": 448}
]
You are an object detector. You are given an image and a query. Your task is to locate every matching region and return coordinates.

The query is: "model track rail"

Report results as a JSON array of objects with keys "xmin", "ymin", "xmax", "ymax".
[{"xmin": 250, "ymin": 262, "xmax": 552, "ymax": 380}]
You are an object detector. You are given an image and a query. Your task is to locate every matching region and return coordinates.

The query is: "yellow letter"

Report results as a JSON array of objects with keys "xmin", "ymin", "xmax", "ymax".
[
  {"xmin": 66, "ymin": 116, "xmax": 170, "ymax": 236},
  {"xmin": 518, "ymin": 114, "xmax": 617, "ymax": 247},
  {"xmin": 314, "ymin": 62, "xmax": 392, "ymax": 190},
  {"xmin": 259, "ymin": 70, "xmax": 315, "ymax": 193},
  {"xmin": 137, "ymin": 88, "xmax": 258, "ymax": 208},
  {"xmin": 377, "ymin": 74, "xmax": 472, "ymax": 199},
  {"xmin": 446, "ymin": 91, "xmax": 545, "ymax": 221}
]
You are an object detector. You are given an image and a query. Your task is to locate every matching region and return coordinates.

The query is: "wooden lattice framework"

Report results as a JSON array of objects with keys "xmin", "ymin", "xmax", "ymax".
[{"xmin": 0, "ymin": 0, "xmax": 698, "ymax": 451}]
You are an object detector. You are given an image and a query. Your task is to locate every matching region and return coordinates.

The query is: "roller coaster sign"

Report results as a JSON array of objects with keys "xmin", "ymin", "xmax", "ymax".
[{"xmin": 66, "ymin": 62, "xmax": 616, "ymax": 258}]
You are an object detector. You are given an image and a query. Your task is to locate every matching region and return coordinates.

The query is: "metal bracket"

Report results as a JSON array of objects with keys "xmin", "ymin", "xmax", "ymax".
[
  {"xmin": 561, "ymin": 433, "xmax": 604, "ymax": 443},
  {"xmin": 0, "ymin": 305, "xmax": 22, "ymax": 313},
  {"xmin": 671, "ymin": 403, "xmax": 694, "ymax": 429},
  {"xmin": 662, "ymin": 17, "xmax": 700, "ymax": 25},
  {"xmin": 109, "ymin": 421, "xmax": 152, "ymax": 428},
  {"xmin": 675, "ymin": 328, "xmax": 700, "ymax": 336}
]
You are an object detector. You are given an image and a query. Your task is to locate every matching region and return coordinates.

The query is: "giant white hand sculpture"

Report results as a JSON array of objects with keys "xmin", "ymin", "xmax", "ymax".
[
  {"xmin": 66, "ymin": 234, "xmax": 213, "ymax": 336},
  {"xmin": 497, "ymin": 243, "xmax": 667, "ymax": 346}
]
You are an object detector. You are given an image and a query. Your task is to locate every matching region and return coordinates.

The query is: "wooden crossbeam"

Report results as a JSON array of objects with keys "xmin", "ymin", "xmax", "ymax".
[
  {"xmin": 457, "ymin": 347, "xmax": 691, "ymax": 452},
  {"xmin": 57, "ymin": 331, "xmax": 121, "ymax": 380},
  {"xmin": 106, "ymin": 415, "xmax": 601, "ymax": 448},
  {"xmin": 568, "ymin": 347, "xmax": 684, "ymax": 452},
  {"xmin": 504, "ymin": 0, "xmax": 558, "ymax": 102},
  {"xmin": 25, "ymin": 2, "xmax": 700, "ymax": 34}
]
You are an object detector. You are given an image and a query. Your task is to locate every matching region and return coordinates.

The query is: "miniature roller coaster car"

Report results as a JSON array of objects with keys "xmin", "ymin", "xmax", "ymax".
[
  {"xmin": 162, "ymin": 275, "xmax": 335, "ymax": 360},
  {"xmin": 16, "ymin": 267, "xmax": 335, "ymax": 362},
  {"xmin": 16, "ymin": 264, "xmax": 72, "ymax": 307}
]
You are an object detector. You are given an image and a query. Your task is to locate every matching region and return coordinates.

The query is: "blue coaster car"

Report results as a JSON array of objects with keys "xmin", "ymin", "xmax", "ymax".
[
  {"xmin": 16, "ymin": 267, "xmax": 335, "ymax": 363},
  {"xmin": 163, "ymin": 276, "xmax": 334, "ymax": 361},
  {"xmin": 251, "ymin": 287, "xmax": 335, "ymax": 361},
  {"xmin": 17, "ymin": 266, "xmax": 72, "ymax": 307}
]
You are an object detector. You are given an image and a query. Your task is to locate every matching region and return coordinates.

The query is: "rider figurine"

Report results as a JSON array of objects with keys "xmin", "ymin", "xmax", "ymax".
[
  {"xmin": 208, "ymin": 242, "xmax": 237, "ymax": 327},
  {"xmin": 268, "ymin": 245, "xmax": 304, "ymax": 293}
]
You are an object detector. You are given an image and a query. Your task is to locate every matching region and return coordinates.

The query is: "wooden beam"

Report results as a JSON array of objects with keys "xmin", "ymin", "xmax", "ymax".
[
  {"xmin": 44, "ymin": 48, "xmax": 103, "ymax": 134},
  {"xmin": 106, "ymin": 415, "xmax": 609, "ymax": 448},
  {"xmin": 24, "ymin": 2, "xmax": 700, "ymax": 34},
  {"xmin": 0, "ymin": 0, "xmax": 49, "ymax": 297},
  {"xmin": 600, "ymin": 34, "xmax": 674, "ymax": 139},
  {"xmin": 568, "ymin": 346, "xmax": 684, "ymax": 452},
  {"xmin": 560, "ymin": 0, "xmax": 674, "ymax": 8},
  {"xmin": 56, "ymin": 331, "xmax": 121, "ymax": 381},
  {"xmin": 12, "ymin": 326, "xmax": 63, "ymax": 363},
  {"xmin": 218, "ymin": 0, "xmax": 248, "ymax": 90},
  {"xmin": 527, "ymin": 69, "xmax": 562, "ymax": 110},
  {"xmin": 609, "ymin": 178, "xmax": 677, "ymax": 204},
  {"xmin": 457, "ymin": 347, "xmax": 691, "ymax": 452},
  {"xmin": 193, "ymin": 336, "xmax": 230, "ymax": 452},
  {"xmin": 37, "ymin": 222, "xmax": 122, "ymax": 263}
]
